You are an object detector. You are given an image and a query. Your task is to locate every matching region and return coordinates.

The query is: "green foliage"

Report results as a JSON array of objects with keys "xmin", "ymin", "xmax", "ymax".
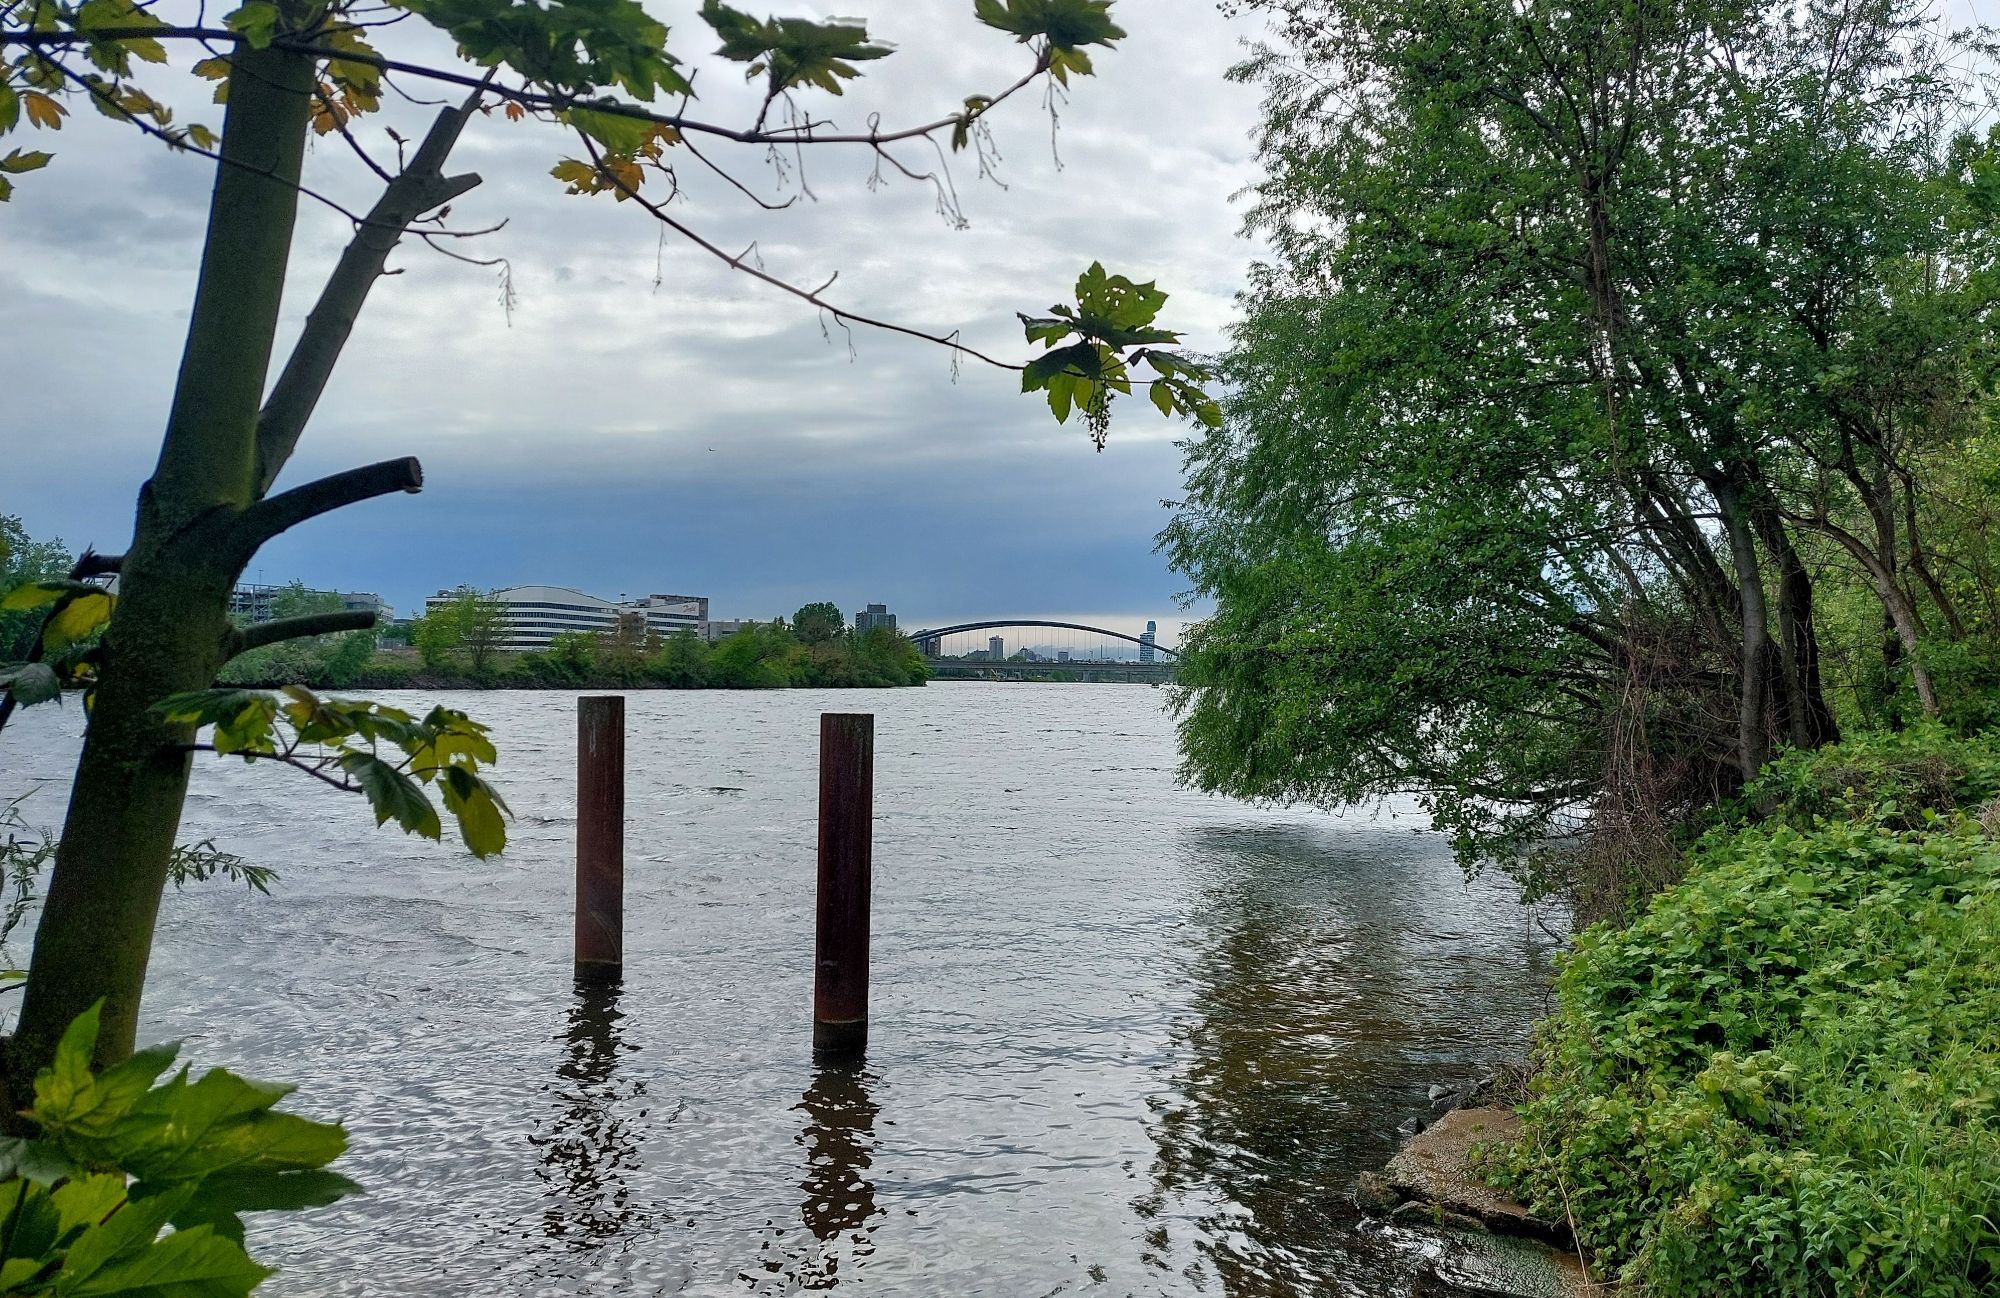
[
  {"xmin": 154, "ymin": 687, "xmax": 510, "ymax": 857},
  {"xmin": 699, "ymin": 2, "xmax": 890, "ymax": 98},
  {"xmin": 0, "ymin": 1003, "xmax": 355, "ymax": 1295},
  {"xmin": 219, "ymin": 583, "xmax": 376, "ymax": 690},
  {"xmin": 409, "ymin": 587, "xmax": 508, "ymax": 675},
  {"xmin": 792, "ymin": 601, "xmax": 843, "ymax": 646},
  {"xmin": 1169, "ymin": 0, "xmax": 2000, "ymax": 885},
  {"xmin": 0, "ymin": 517, "xmax": 72, "ymax": 661},
  {"xmin": 1020, "ymin": 262, "xmax": 1220, "ymax": 447},
  {"xmin": 1743, "ymin": 725, "xmax": 2000, "ymax": 830},
  {"xmin": 0, "ymin": 558, "xmax": 113, "ymax": 711},
  {"xmin": 974, "ymin": 0, "xmax": 1125, "ymax": 84},
  {"xmin": 1498, "ymin": 730, "xmax": 2000, "ymax": 1294},
  {"xmin": 395, "ymin": 0, "xmax": 687, "ymax": 98}
]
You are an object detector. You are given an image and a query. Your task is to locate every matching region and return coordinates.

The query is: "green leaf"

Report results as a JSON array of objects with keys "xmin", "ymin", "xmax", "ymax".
[
  {"xmin": 1, "ymin": 580, "xmax": 92, "ymax": 612},
  {"xmin": 0, "ymin": 662, "xmax": 61, "ymax": 706},
  {"xmin": 700, "ymin": 1, "xmax": 892, "ymax": 96},
  {"xmin": 338, "ymin": 753, "xmax": 442, "ymax": 841},
  {"xmin": 42, "ymin": 590, "xmax": 114, "ymax": 653},
  {"xmin": 68, "ymin": 1221, "xmax": 268, "ymax": 1296},
  {"xmin": 440, "ymin": 766, "xmax": 508, "ymax": 858},
  {"xmin": 974, "ymin": 0, "xmax": 1126, "ymax": 69},
  {"xmin": 0, "ymin": 148, "xmax": 53, "ymax": 174},
  {"xmin": 223, "ymin": 2, "xmax": 281, "ymax": 49},
  {"xmin": 398, "ymin": 0, "xmax": 689, "ymax": 99}
]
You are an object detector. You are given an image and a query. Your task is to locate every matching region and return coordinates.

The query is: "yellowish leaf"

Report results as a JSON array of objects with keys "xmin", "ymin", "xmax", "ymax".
[{"xmin": 22, "ymin": 91, "xmax": 66, "ymax": 131}]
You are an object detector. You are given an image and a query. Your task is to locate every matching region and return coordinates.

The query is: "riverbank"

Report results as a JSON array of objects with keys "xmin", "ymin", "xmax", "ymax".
[{"xmin": 1479, "ymin": 728, "xmax": 2000, "ymax": 1294}]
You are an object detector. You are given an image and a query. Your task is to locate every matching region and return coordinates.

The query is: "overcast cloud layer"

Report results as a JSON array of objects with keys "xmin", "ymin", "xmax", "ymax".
[{"xmin": 1, "ymin": 1, "xmax": 1270, "ymax": 644}]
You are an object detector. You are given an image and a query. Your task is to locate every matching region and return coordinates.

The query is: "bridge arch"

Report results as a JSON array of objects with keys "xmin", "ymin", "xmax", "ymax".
[{"xmin": 903, "ymin": 619, "xmax": 1179, "ymax": 660}]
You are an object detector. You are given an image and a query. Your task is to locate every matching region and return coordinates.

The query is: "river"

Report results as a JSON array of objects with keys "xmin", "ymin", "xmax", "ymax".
[{"xmin": 1, "ymin": 684, "xmax": 1562, "ymax": 1296}]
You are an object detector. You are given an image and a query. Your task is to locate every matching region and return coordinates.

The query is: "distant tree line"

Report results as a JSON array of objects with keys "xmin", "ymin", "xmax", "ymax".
[{"xmin": 375, "ymin": 591, "xmax": 928, "ymax": 690}]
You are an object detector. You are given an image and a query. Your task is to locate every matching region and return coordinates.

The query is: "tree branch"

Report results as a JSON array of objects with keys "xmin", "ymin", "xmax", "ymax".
[
  {"xmin": 226, "ymin": 610, "xmax": 379, "ymax": 658},
  {"xmin": 0, "ymin": 28, "xmax": 1047, "ymax": 150},
  {"xmin": 255, "ymin": 84, "xmax": 487, "ymax": 495},
  {"xmin": 236, "ymin": 457, "xmax": 422, "ymax": 550},
  {"xmin": 69, "ymin": 549, "xmax": 122, "ymax": 580}
]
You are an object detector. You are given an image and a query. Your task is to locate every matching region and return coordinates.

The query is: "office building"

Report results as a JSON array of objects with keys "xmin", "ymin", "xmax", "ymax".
[
  {"xmin": 1140, "ymin": 620, "xmax": 1158, "ymax": 664},
  {"xmin": 988, "ymin": 635, "xmax": 1005, "ymax": 661},
  {"xmin": 426, "ymin": 586, "xmax": 707, "ymax": 652},
  {"xmin": 231, "ymin": 583, "xmax": 390, "ymax": 624},
  {"xmin": 855, "ymin": 603, "xmax": 898, "ymax": 634}
]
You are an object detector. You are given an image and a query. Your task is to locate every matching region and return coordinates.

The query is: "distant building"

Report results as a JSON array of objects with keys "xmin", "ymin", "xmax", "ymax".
[
  {"xmin": 854, "ymin": 603, "xmax": 898, "ymax": 634},
  {"xmin": 1140, "ymin": 620, "xmax": 1158, "ymax": 664},
  {"xmin": 1057, "ymin": 650, "xmax": 1070, "ymax": 663},
  {"xmin": 702, "ymin": 618, "xmax": 751, "ymax": 643},
  {"xmin": 988, "ymin": 635, "xmax": 1005, "ymax": 661},
  {"xmin": 426, "ymin": 586, "xmax": 707, "ymax": 652},
  {"xmin": 231, "ymin": 583, "xmax": 390, "ymax": 624}
]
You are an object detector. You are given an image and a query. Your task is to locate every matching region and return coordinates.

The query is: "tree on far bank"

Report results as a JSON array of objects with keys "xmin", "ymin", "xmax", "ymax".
[
  {"xmin": 412, "ymin": 587, "xmax": 509, "ymax": 675},
  {"xmin": 793, "ymin": 602, "xmax": 844, "ymax": 645}
]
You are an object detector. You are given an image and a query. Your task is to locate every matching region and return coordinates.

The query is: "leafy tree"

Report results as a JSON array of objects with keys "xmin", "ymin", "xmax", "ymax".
[
  {"xmin": 0, "ymin": 0, "xmax": 1217, "ymax": 1091},
  {"xmin": 409, "ymin": 587, "xmax": 507, "ymax": 675},
  {"xmin": 647, "ymin": 629, "xmax": 710, "ymax": 688},
  {"xmin": 0, "ymin": 517, "xmax": 72, "ymax": 662},
  {"xmin": 217, "ymin": 581, "xmax": 372, "ymax": 687},
  {"xmin": 1170, "ymin": 0, "xmax": 2000, "ymax": 879},
  {"xmin": 793, "ymin": 601, "xmax": 844, "ymax": 646}
]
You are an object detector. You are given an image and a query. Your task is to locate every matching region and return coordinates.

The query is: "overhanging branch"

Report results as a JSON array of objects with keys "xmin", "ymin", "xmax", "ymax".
[
  {"xmin": 226, "ymin": 610, "xmax": 379, "ymax": 658},
  {"xmin": 256, "ymin": 85, "xmax": 486, "ymax": 495},
  {"xmin": 0, "ymin": 28, "xmax": 1047, "ymax": 151},
  {"xmin": 237, "ymin": 457, "xmax": 422, "ymax": 551}
]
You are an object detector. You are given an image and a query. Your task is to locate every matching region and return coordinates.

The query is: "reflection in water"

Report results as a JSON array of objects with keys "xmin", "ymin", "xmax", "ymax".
[
  {"xmin": 744, "ymin": 1063, "xmax": 885, "ymax": 1292},
  {"xmin": 527, "ymin": 979, "xmax": 653, "ymax": 1262},
  {"xmin": 799, "ymin": 1063, "xmax": 882, "ymax": 1242},
  {"xmin": 1142, "ymin": 824, "xmax": 1557, "ymax": 1297}
]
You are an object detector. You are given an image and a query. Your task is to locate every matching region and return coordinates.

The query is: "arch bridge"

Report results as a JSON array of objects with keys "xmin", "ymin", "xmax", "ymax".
[{"xmin": 904, "ymin": 619, "xmax": 1179, "ymax": 661}]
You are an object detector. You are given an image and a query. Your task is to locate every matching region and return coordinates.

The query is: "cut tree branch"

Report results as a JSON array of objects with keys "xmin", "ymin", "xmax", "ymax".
[
  {"xmin": 256, "ymin": 83, "xmax": 487, "ymax": 495},
  {"xmin": 226, "ymin": 610, "xmax": 379, "ymax": 657},
  {"xmin": 236, "ymin": 456, "xmax": 423, "ymax": 551}
]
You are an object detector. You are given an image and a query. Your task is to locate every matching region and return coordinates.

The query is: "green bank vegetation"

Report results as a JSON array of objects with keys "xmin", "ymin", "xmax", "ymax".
[
  {"xmin": 1180, "ymin": 0, "xmax": 2000, "ymax": 1290},
  {"xmin": 1499, "ymin": 730, "xmax": 2000, "ymax": 1294},
  {"xmin": 390, "ymin": 593, "xmax": 931, "ymax": 690}
]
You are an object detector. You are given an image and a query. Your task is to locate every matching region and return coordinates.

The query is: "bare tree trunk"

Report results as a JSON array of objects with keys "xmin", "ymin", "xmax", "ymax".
[
  {"xmin": 1711, "ymin": 478, "xmax": 1772, "ymax": 781},
  {"xmin": 1755, "ymin": 511, "xmax": 1838, "ymax": 748}
]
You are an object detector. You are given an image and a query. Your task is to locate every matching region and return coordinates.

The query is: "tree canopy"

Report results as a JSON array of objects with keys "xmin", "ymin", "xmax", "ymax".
[{"xmin": 1168, "ymin": 0, "xmax": 2000, "ymax": 885}]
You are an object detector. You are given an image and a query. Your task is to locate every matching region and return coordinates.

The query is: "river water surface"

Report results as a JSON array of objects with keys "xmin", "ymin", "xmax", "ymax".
[{"xmin": 3, "ymin": 685, "xmax": 1560, "ymax": 1296}]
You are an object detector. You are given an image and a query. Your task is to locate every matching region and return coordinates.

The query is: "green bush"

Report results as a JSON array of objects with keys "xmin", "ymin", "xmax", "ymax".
[
  {"xmin": 1501, "ymin": 733, "xmax": 2000, "ymax": 1295},
  {"xmin": 0, "ymin": 1003, "xmax": 355, "ymax": 1295},
  {"xmin": 1744, "ymin": 725, "xmax": 2000, "ymax": 829}
]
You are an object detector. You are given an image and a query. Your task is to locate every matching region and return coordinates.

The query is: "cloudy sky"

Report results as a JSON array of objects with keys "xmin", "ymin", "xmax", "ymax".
[{"xmin": 2, "ymin": 0, "xmax": 1272, "ymax": 645}]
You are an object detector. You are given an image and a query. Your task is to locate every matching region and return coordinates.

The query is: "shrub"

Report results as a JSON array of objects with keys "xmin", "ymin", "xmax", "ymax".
[
  {"xmin": 0, "ymin": 1003, "xmax": 354, "ymax": 1294},
  {"xmin": 1500, "ymin": 732, "xmax": 2000, "ymax": 1295},
  {"xmin": 1744, "ymin": 725, "xmax": 2000, "ymax": 829}
]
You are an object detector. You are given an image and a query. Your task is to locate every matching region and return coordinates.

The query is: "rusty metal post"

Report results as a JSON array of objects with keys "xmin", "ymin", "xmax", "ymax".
[
  {"xmin": 575, "ymin": 695, "xmax": 624, "ymax": 983},
  {"xmin": 814, "ymin": 713, "xmax": 874, "ymax": 1057}
]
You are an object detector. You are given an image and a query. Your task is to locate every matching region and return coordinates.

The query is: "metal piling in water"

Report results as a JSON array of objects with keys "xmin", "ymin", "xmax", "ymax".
[
  {"xmin": 814, "ymin": 712, "xmax": 874, "ymax": 1057},
  {"xmin": 575, "ymin": 694, "xmax": 625, "ymax": 984}
]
